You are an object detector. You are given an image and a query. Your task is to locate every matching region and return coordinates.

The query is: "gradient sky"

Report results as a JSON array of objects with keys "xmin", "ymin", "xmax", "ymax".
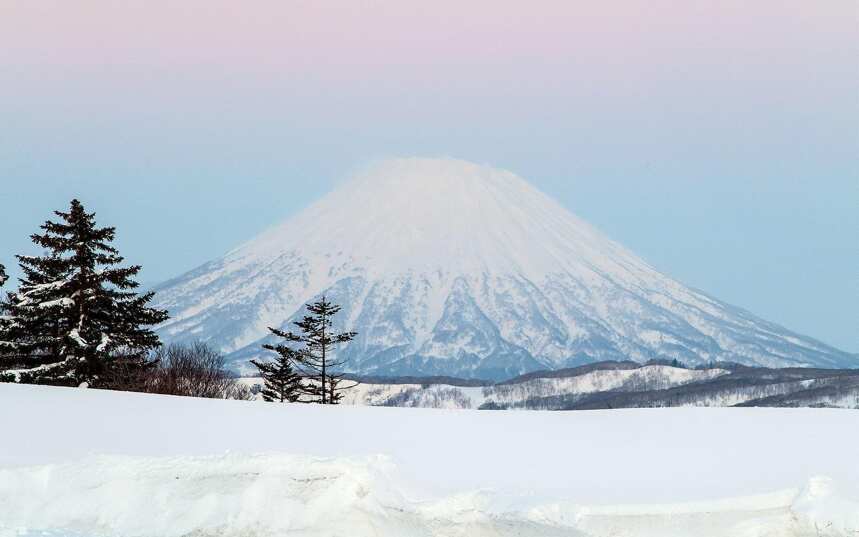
[{"xmin": 0, "ymin": 0, "xmax": 856, "ymax": 351}]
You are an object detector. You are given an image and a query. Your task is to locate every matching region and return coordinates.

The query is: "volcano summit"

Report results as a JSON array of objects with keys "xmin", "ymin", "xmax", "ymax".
[{"xmin": 153, "ymin": 158, "xmax": 852, "ymax": 379}]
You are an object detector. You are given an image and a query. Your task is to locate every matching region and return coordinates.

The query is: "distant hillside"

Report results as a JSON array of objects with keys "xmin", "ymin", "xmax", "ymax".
[{"xmin": 238, "ymin": 361, "xmax": 859, "ymax": 410}]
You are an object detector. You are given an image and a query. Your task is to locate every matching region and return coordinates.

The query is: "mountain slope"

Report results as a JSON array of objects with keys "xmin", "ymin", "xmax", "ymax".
[{"xmin": 153, "ymin": 157, "xmax": 853, "ymax": 378}]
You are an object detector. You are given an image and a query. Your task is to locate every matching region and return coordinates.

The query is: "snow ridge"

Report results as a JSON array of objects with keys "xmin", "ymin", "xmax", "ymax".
[{"xmin": 153, "ymin": 158, "xmax": 854, "ymax": 377}]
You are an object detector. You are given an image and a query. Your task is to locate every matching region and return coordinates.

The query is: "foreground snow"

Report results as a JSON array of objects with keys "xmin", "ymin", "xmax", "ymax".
[
  {"xmin": 3, "ymin": 454, "xmax": 858, "ymax": 537},
  {"xmin": 1, "ymin": 384, "xmax": 858, "ymax": 536}
]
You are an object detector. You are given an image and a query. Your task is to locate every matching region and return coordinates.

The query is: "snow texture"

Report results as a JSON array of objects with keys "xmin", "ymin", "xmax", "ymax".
[
  {"xmin": 1, "ymin": 383, "xmax": 858, "ymax": 536},
  {"xmin": 152, "ymin": 158, "xmax": 854, "ymax": 377}
]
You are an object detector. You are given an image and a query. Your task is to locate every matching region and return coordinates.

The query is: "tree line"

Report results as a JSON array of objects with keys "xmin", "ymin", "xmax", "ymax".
[{"xmin": 0, "ymin": 199, "xmax": 355, "ymax": 404}]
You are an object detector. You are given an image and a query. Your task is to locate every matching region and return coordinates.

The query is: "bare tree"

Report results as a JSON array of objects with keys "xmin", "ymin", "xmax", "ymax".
[
  {"xmin": 100, "ymin": 352, "xmax": 158, "ymax": 392},
  {"xmin": 144, "ymin": 342, "xmax": 248, "ymax": 399}
]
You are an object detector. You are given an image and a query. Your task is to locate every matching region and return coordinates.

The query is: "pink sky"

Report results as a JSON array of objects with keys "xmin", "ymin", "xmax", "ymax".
[
  {"xmin": 4, "ymin": 1, "xmax": 853, "ymax": 97},
  {"xmin": 1, "ymin": 0, "xmax": 856, "ymax": 350}
]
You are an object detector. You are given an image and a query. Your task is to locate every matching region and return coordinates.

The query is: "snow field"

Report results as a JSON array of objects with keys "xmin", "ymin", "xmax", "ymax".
[{"xmin": 1, "ymin": 383, "xmax": 857, "ymax": 536}]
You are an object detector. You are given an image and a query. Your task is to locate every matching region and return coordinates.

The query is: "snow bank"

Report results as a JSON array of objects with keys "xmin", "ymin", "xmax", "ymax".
[
  {"xmin": 1, "ymin": 454, "xmax": 415, "ymax": 537},
  {"xmin": 2, "ymin": 454, "xmax": 858, "ymax": 537},
  {"xmin": 1, "ymin": 383, "xmax": 857, "ymax": 536}
]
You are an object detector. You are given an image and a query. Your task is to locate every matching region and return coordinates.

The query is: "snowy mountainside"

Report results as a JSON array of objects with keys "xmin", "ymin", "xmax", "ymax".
[
  {"xmin": 153, "ymin": 158, "xmax": 854, "ymax": 378},
  {"xmin": 511, "ymin": 367, "xmax": 859, "ymax": 411}
]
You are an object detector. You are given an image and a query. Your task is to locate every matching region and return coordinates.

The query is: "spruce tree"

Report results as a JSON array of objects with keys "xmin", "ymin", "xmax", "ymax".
[
  {"xmin": 0, "ymin": 200, "xmax": 168, "ymax": 386},
  {"xmin": 279, "ymin": 296, "xmax": 356, "ymax": 404},
  {"xmin": 250, "ymin": 334, "xmax": 304, "ymax": 403},
  {"xmin": 324, "ymin": 375, "xmax": 347, "ymax": 405},
  {"xmin": 0, "ymin": 252, "xmax": 69, "ymax": 380},
  {"xmin": 0, "ymin": 263, "xmax": 12, "ymax": 382}
]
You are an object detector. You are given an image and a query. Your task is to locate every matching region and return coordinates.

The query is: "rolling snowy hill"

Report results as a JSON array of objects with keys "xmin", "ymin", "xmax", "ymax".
[
  {"xmin": 153, "ymin": 158, "xmax": 854, "ymax": 378},
  {"xmin": 238, "ymin": 362, "xmax": 859, "ymax": 410}
]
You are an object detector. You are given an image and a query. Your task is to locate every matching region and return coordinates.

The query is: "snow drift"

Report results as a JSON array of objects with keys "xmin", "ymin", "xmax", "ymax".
[
  {"xmin": 1, "ymin": 383, "xmax": 858, "ymax": 536},
  {"xmin": 3, "ymin": 454, "xmax": 859, "ymax": 537},
  {"xmin": 152, "ymin": 157, "xmax": 854, "ymax": 377}
]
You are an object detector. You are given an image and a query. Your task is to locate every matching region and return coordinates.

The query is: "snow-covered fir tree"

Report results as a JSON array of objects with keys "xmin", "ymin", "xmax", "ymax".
[
  {"xmin": 279, "ymin": 296, "xmax": 356, "ymax": 404},
  {"xmin": 250, "ymin": 334, "xmax": 304, "ymax": 403},
  {"xmin": 0, "ymin": 263, "xmax": 12, "ymax": 382},
  {"xmin": 0, "ymin": 251, "xmax": 68, "ymax": 378},
  {"xmin": 0, "ymin": 200, "xmax": 168, "ymax": 386}
]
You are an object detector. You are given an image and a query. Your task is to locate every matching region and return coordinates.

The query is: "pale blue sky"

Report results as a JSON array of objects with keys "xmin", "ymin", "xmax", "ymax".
[{"xmin": 0, "ymin": 0, "xmax": 856, "ymax": 351}]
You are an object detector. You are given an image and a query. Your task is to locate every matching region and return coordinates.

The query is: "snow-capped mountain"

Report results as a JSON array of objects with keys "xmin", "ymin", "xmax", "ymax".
[{"xmin": 153, "ymin": 157, "xmax": 854, "ymax": 378}]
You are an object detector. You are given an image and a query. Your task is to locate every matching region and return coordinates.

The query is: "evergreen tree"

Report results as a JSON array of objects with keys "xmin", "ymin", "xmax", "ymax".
[
  {"xmin": 250, "ymin": 334, "xmax": 304, "ymax": 403},
  {"xmin": 0, "ymin": 263, "xmax": 12, "ymax": 382},
  {"xmin": 0, "ymin": 253, "xmax": 69, "ymax": 380},
  {"xmin": 324, "ymin": 375, "xmax": 347, "ymax": 405},
  {"xmin": 0, "ymin": 200, "xmax": 168, "ymax": 386},
  {"xmin": 279, "ymin": 296, "xmax": 356, "ymax": 404}
]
